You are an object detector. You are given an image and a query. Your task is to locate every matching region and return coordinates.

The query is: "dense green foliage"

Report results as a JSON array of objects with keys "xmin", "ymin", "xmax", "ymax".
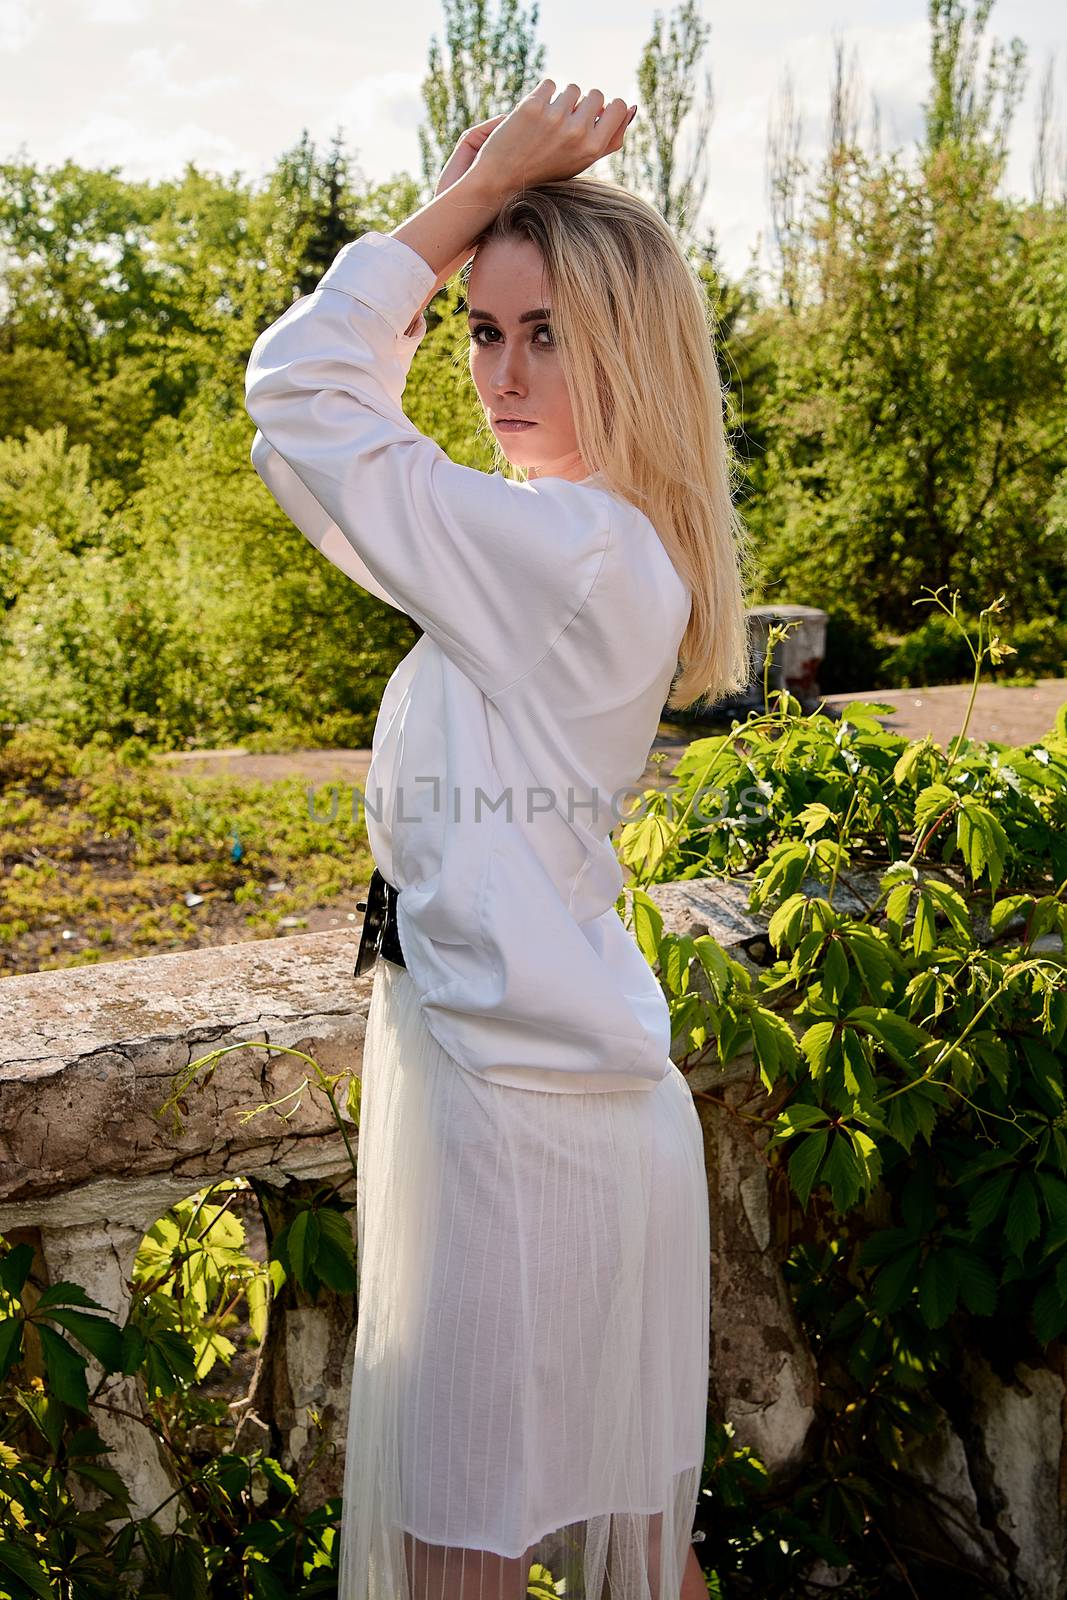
[
  {"xmin": 0, "ymin": 1180, "xmax": 347, "ymax": 1598},
  {"xmin": 1, "ymin": 7, "xmax": 1064, "ymax": 747},
  {"xmin": 0, "ymin": 142, "xmax": 490, "ymax": 750},
  {"xmin": 738, "ymin": 0, "xmax": 1067, "ymax": 650},
  {"xmin": 614, "ymin": 596, "xmax": 1067, "ymax": 1589}
]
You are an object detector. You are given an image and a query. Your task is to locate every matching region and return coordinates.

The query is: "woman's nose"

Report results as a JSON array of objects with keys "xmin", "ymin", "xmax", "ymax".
[{"xmin": 491, "ymin": 352, "xmax": 528, "ymax": 392}]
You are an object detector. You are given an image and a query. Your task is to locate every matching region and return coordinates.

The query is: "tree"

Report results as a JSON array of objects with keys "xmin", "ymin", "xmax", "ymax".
[
  {"xmin": 1031, "ymin": 50, "xmax": 1067, "ymax": 206},
  {"xmin": 923, "ymin": 0, "xmax": 1026, "ymax": 168},
  {"xmin": 417, "ymin": 0, "xmax": 546, "ymax": 198},
  {"xmin": 749, "ymin": 0, "xmax": 1067, "ymax": 633},
  {"xmin": 607, "ymin": 0, "xmax": 714, "ymax": 257}
]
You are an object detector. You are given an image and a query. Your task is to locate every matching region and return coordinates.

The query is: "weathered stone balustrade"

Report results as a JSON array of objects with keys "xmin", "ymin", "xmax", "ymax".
[{"xmin": 0, "ymin": 875, "xmax": 1063, "ymax": 1596}]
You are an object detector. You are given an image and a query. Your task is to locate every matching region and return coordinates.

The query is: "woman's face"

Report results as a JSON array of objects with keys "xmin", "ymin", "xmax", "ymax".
[{"xmin": 466, "ymin": 235, "xmax": 590, "ymax": 483}]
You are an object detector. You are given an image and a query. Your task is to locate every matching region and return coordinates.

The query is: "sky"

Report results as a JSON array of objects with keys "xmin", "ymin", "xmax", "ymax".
[{"xmin": 3, "ymin": 0, "xmax": 1065, "ymax": 283}]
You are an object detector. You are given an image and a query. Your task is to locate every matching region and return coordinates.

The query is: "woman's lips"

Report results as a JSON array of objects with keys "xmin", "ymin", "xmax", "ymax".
[{"xmin": 494, "ymin": 419, "xmax": 537, "ymax": 431}]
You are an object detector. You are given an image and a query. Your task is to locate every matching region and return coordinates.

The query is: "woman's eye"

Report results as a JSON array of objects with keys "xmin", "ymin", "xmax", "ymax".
[{"xmin": 470, "ymin": 324, "xmax": 554, "ymax": 347}]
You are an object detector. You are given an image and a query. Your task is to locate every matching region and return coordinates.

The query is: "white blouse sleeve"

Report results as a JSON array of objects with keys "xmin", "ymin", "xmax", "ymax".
[
  {"xmin": 249, "ymin": 430, "xmax": 406, "ymax": 613},
  {"xmin": 244, "ymin": 229, "xmax": 611, "ymax": 699}
]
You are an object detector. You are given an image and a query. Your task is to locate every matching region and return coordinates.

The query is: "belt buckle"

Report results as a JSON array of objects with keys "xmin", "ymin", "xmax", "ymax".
[{"xmin": 354, "ymin": 867, "xmax": 389, "ymax": 977}]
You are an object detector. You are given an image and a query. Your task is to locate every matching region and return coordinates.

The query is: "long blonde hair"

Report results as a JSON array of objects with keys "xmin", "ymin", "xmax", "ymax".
[{"xmin": 462, "ymin": 174, "xmax": 754, "ymax": 713}]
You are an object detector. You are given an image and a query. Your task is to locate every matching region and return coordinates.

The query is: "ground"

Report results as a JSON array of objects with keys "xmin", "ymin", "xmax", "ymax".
[{"xmin": 6, "ymin": 677, "xmax": 1063, "ymax": 975}]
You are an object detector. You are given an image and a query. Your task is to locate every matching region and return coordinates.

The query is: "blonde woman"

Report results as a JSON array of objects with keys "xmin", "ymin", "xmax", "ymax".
[{"xmin": 246, "ymin": 78, "xmax": 751, "ymax": 1600}]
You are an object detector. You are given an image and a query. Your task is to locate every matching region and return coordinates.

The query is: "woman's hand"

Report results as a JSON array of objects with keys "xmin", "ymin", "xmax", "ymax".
[
  {"xmin": 435, "ymin": 113, "xmax": 510, "ymax": 199},
  {"xmin": 468, "ymin": 80, "xmax": 636, "ymax": 196}
]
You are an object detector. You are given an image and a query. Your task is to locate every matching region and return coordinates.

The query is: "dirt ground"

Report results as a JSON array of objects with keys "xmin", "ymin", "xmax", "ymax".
[
  {"xmin": 157, "ymin": 676, "xmax": 1067, "ymax": 794},
  {"xmin": 819, "ymin": 676, "xmax": 1065, "ymax": 753},
  {"xmin": 36, "ymin": 674, "xmax": 1061, "ymax": 963}
]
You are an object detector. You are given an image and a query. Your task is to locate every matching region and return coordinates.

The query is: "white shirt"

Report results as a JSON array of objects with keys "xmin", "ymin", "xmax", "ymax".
[{"xmin": 245, "ymin": 229, "xmax": 692, "ymax": 1093}]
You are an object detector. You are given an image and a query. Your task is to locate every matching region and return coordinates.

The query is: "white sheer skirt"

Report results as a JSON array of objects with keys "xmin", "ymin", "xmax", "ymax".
[{"xmin": 338, "ymin": 955, "xmax": 710, "ymax": 1600}]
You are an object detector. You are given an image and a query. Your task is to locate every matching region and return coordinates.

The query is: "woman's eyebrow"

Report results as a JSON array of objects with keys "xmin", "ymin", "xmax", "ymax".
[{"xmin": 466, "ymin": 307, "xmax": 552, "ymax": 323}]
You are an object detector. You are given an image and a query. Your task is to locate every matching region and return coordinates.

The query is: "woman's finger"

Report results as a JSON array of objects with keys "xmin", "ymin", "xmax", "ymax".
[
  {"xmin": 550, "ymin": 82, "xmax": 583, "ymax": 113},
  {"xmin": 463, "ymin": 112, "xmax": 508, "ymax": 138},
  {"xmin": 593, "ymin": 98, "xmax": 633, "ymax": 156}
]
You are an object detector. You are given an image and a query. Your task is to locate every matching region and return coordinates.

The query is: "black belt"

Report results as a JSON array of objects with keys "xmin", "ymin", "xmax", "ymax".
[{"xmin": 354, "ymin": 866, "xmax": 406, "ymax": 975}]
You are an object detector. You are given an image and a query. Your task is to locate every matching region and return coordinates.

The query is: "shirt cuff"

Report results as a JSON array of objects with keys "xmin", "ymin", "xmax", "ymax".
[{"xmin": 317, "ymin": 230, "xmax": 440, "ymax": 340}]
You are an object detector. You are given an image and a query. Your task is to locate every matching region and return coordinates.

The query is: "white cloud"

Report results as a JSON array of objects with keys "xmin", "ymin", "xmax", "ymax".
[
  {"xmin": 333, "ymin": 69, "xmax": 425, "ymax": 136},
  {"xmin": 65, "ymin": 112, "xmax": 240, "ymax": 177},
  {"xmin": 119, "ymin": 44, "xmax": 238, "ymax": 99},
  {"xmin": 0, "ymin": 0, "xmax": 38, "ymax": 51},
  {"xmin": 81, "ymin": 0, "xmax": 152, "ymax": 21}
]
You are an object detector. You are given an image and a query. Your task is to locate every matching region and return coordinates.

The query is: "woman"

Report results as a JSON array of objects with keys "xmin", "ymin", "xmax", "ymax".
[{"xmin": 246, "ymin": 79, "xmax": 752, "ymax": 1600}]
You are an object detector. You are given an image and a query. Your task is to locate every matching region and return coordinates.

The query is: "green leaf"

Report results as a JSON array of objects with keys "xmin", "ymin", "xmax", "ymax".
[
  {"xmin": 14, "ymin": 1389, "xmax": 63, "ymax": 1454},
  {"xmin": 771, "ymin": 1103, "xmax": 831, "ymax": 1138},
  {"xmin": 64, "ymin": 1424, "xmax": 109, "ymax": 1458},
  {"xmin": 70, "ymin": 1459, "xmax": 131, "ymax": 1506},
  {"xmin": 1021, "ymin": 1037, "xmax": 1066, "ymax": 1114},
  {"xmin": 259, "ymin": 1455, "xmax": 298, "ymax": 1499},
  {"xmin": 800, "ymin": 1020, "xmax": 837, "ymax": 1079},
  {"xmin": 884, "ymin": 1087, "xmax": 923, "ymax": 1153},
  {"xmin": 922, "ymin": 880, "xmax": 972, "ymax": 941},
  {"xmin": 36, "ymin": 1322, "xmax": 89, "ymax": 1412},
  {"xmin": 849, "ymin": 1007, "xmax": 932, "ymax": 1069},
  {"xmin": 990, "ymin": 893, "xmax": 1033, "ymax": 938},
  {"xmin": 957, "ymin": 802, "xmax": 1008, "ymax": 894},
  {"xmin": 169, "ymin": 1533, "xmax": 209, "ymax": 1600},
  {"xmin": 912, "ymin": 889, "xmax": 936, "ymax": 955},
  {"xmin": 287, "ymin": 1209, "xmax": 321, "ymax": 1290},
  {"xmin": 884, "ymin": 881, "xmax": 913, "ymax": 936},
  {"xmin": 692, "ymin": 935, "xmax": 732, "ymax": 1003},
  {"xmin": 629, "ymin": 889, "xmax": 664, "ymax": 966},
  {"xmin": 914, "ymin": 783, "xmax": 957, "ymax": 833},
  {"xmin": 142, "ymin": 1324, "xmax": 198, "ymax": 1396},
  {"xmin": 192, "ymin": 1325, "xmax": 237, "ymax": 1380},
  {"xmin": 967, "ymin": 1168, "xmax": 1015, "ymax": 1233},
  {"xmin": 250, "ymin": 1564, "xmax": 293, "ymax": 1600},
  {"xmin": 893, "ymin": 741, "xmax": 930, "ymax": 788},
  {"xmin": 1004, "ymin": 1174, "xmax": 1041, "ymax": 1259},
  {"xmin": 0, "ymin": 1245, "xmax": 35, "ymax": 1299},
  {"xmin": 787, "ymin": 1129, "xmax": 829, "ymax": 1208},
  {"xmin": 659, "ymin": 934, "xmax": 692, "ymax": 997},
  {"xmin": 951, "ymin": 1248, "xmax": 998, "ymax": 1316},
  {"xmin": 246, "ymin": 1269, "xmax": 270, "ymax": 1345},
  {"xmin": 767, "ymin": 891, "xmax": 808, "ymax": 953},
  {"xmin": 858, "ymin": 1227, "xmax": 915, "ymax": 1268},
  {"xmin": 749, "ymin": 1006, "xmax": 798, "ymax": 1091},
  {"xmin": 0, "ymin": 1540, "xmax": 53, "ymax": 1600},
  {"xmin": 837, "ymin": 701, "xmax": 898, "ymax": 732},
  {"xmin": 0, "ymin": 1316, "xmax": 23, "ymax": 1381},
  {"xmin": 119, "ymin": 1322, "xmax": 146, "ymax": 1374},
  {"xmin": 754, "ymin": 842, "xmax": 809, "ymax": 906},
  {"xmin": 822, "ymin": 1133, "xmax": 867, "ymax": 1211},
  {"xmin": 797, "ymin": 802, "xmax": 834, "ymax": 838},
  {"xmin": 312, "ymin": 1237, "xmax": 357, "ymax": 1295},
  {"xmin": 1033, "ymin": 1273, "xmax": 1067, "ymax": 1344},
  {"xmin": 918, "ymin": 1248, "xmax": 959, "ymax": 1328},
  {"xmin": 841, "ymin": 1031, "xmax": 875, "ymax": 1103},
  {"xmin": 40, "ymin": 1307, "xmax": 124, "ymax": 1371},
  {"xmin": 820, "ymin": 938, "xmax": 850, "ymax": 1004},
  {"xmin": 33, "ymin": 1282, "xmax": 110, "ymax": 1313},
  {"xmin": 844, "ymin": 928, "xmax": 898, "ymax": 1000},
  {"xmin": 871, "ymin": 1244, "xmax": 920, "ymax": 1314},
  {"xmin": 1037, "ymin": 1173, "xmax": 1067, "ymax": 1225}
]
